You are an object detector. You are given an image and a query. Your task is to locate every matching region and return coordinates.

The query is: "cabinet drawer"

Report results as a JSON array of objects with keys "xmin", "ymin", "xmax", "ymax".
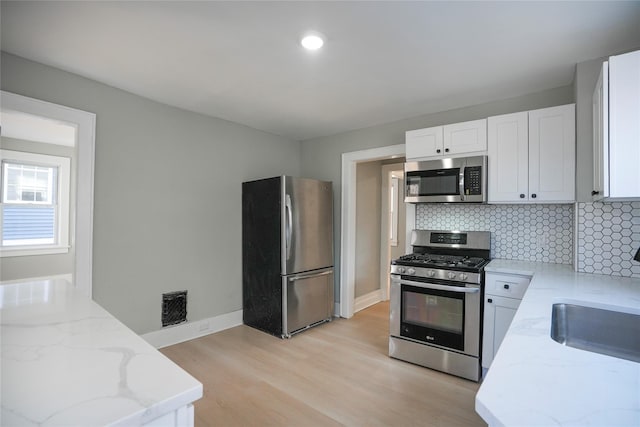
[{"xmin": 485, "ymin": 273, "xmax": 531, "ymax": 299}]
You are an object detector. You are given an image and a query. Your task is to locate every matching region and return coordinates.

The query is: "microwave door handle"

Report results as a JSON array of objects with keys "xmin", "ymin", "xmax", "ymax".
[
  {"xmin": 459, "ymin": 165, "xmax": 465, "ymax": 201},
  {"xmin": 392, "ymin": 277, "xmax": 480, "ymax": 293}
]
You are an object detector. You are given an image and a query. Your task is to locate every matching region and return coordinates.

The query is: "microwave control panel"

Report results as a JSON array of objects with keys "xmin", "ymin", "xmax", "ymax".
[{"xmin": 464, "ymin": 166, "xmax": 482, "ymax": 195}]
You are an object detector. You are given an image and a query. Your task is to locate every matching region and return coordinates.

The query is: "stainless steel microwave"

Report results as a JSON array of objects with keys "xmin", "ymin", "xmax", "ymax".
[{"xmin": 404, "ymin": 155, "xmax": 487, "ymax": 203}]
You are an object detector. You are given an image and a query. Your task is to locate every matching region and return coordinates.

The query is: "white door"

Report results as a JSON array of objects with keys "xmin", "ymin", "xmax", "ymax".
[
  {"xmin": 443, "ymin": 119, "xmax": 487, "ymax": 156},
  {"xmin": 609, "ymin": 50, "xmax": 640, "ymax": 198},
  {"xmin": 528, "ymin": 104, "xmax": 575, "ymax": 202},
  {"xmin": 592, "ymin": 62, "xmax": 608, "ymax": 200},
  {"xmin": 405, "ymin": 126, "xmax": 443, "ymax": 159},
  {"xmin": 482, "ymin": 295, "xmax": 520, "ymax": 369},
  {"xmin": 487, "ymin": 112, "xmax": 528, "ymax": 202}
]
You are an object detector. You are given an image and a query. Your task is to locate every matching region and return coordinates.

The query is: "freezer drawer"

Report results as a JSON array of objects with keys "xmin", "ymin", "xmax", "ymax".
[{"xmin": 283, "ymin": 268, "xmax": 334, "ymax": 337}]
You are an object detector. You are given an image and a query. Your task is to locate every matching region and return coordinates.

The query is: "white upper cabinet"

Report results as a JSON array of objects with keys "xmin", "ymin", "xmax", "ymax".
[
  {"xmin": 594, "ymin": 49, "xmax": 640, "ymax": 200},
  {"xmin": 443, "ymin": 119, "xmax": 487, "ymax": 156},
  {"xmin": 487, "ymin": 112, "xmax": 529, "ymax": 202},
  {"xmin": 405, "ymin": 119, "xmax": 487, "ymax": 160},
  {"xmin": 592, "ymin": 61, "xmax": 608, "ymax": 200},
  {"xmin": 528, "ymin": 104, "xmax": 575, "ymax": 202},
  {"xmin": 405, "ymin": 126, "xmax": 443, "ymax": 159},
  {"xmin": 488, "ymin": 104, "xmax": 575, "ymax": 203}
]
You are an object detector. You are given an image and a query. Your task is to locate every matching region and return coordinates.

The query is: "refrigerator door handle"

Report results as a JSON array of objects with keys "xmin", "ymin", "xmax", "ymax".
[
  {"xmin": 287, "ymin": 268, "xmax": 333, "ymax": 282},
  {"xmin": 285, "ymin": 194, "xmax": 293, "ymax": 260}
]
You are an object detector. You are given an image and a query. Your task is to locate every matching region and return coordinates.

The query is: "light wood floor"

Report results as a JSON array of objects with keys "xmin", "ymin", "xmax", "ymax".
[{"xmin": 161, "ymin": 301, "xmax": 486, "ymax": 427}]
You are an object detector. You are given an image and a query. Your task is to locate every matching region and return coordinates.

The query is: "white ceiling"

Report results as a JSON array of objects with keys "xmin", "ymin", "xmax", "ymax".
[{"xmin": 2, "ymin": 1, "xmax": 640, "ymax": 141}]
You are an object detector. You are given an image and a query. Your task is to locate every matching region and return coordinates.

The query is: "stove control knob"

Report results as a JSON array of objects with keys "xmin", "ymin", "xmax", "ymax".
[
  {"xmin": 447, "ymin": 272, "xmax": 457, "ymax": 280},
  {"xmin": 426, "ymin": 270, "xmax": 435, "ymax": 278},
  {"xmin": 407, "ymin": 268, "xmax": 416, "ymax": 275},
  {"xmin": 397, "ymin": 267, "xmax": 405, "ymax": 274},
  {"xmin": 459, "ymin": 273, "xmax": 468, "ymax": 281}
]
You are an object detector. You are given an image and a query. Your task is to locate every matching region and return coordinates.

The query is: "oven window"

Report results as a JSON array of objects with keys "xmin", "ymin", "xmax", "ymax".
[{"xmin": 402, "ymin": 290, "xmax": 463, "ymax": 334}]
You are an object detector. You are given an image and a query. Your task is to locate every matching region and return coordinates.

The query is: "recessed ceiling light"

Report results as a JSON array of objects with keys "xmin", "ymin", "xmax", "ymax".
[{"xmin": 301, "ymin": 33, "xmax": 324, "ymax": 50}]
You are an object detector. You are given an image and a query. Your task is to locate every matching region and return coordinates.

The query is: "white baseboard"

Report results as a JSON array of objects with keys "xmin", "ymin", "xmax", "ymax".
[
  {"xmin": 142, "ymin": 309, "xmax": 243, "ymax": 349},
  {"xmin": 354, "ymin": 289, "xmax": 383, "ymax": 313}
]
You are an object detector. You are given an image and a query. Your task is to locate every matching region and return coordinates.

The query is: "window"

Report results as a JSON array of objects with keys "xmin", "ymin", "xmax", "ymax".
[{"xmin": 0, "ymin": 149, "xmax": 71, "ymax": 257}]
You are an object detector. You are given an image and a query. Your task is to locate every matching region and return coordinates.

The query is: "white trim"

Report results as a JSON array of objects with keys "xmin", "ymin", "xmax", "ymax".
[
  {"xmin": 0, "ymin": 246, "xmax": 70, "ymax": 257},
  {"xmin": 334, "ymin": 302, "xmax": 340, "ymax": 317},
  {"xmin": 0, "ymin": 91, "xmax": 96, "ymax": 297},
  {"xmin": 340, "ymin": 144, "xmax": 405, "ymax": 319},
  {"xmin": 0, "ymin": 273, "xmax": 73, "ymax": 285},
  {"xmin": 141, "ymin": 309, "xmax": 243, "ymax": 349},
  {"xmin": 354, "ymin": 289, "xmax": 383, "ymax": 313},
  {"xmin": 379, "ymin": 165, "xmax": 400, "ymax": 302}
]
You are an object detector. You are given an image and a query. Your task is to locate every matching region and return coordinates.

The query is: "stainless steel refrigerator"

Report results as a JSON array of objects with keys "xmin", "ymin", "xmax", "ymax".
[{"xmin": 242, "ymin": 176, "xmax": 334, "ymax": 338}]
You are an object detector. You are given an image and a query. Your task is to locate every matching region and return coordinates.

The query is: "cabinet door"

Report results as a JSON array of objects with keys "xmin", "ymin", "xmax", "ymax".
[
  {"xmin": 405, "ymin": 126, "xmax": 443, "ymax": 160},
  {"xmin": 609, "ymin": 50, "xmax": 640, "ymax": 199},
  {"xmin": 528, "ymin": 104, "xmax": 575, "ymax": 202},
  {"xmin": 592, "ymin": 62, "xmax": 609, "ymax": 200},
  {"xmin": 487, "ymin": 112, "xmax": 529, "ymax": 202},
  {"xmin": 443, "ymin": 119, "xmax": 487, "ymax": 156},
  {"xmin": 482, "ymin": 295, "xmax": 521, "ymax": 369}
]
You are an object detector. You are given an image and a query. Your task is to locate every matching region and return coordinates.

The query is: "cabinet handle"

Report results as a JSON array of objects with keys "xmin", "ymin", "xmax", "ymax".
[
  {"xmin": 531, "ymin": 193, "xmax": 537, "ymax": 199},
  {"xmin": 519, "ymin": 194, "xmax": 525, "ymax": 198},
  {"xmin": 436, "ymin": 149, "xmax": 441, "ymax": 154},
  {"xmin": 592, "ymin": 190, "xmax": 600, "ymax": 196},
  {"xmin": 504, "ymin": 284, "xmax": 510, "ymax": 290},
  {"xmin": 445, "ymin": 148, "xmax": 450, "ymax": 153},
  {"xmin": 487, "ymin": 298, "xmax": 493, "ymax": 303}
]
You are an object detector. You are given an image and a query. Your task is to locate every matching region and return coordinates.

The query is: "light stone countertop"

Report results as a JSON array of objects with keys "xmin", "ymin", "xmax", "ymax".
[
  {"xmin": 476, "ymin": 259, "xmax": 640, "ymax": 426},
  {"xmin": 0, "ymin": 278, "xmax": 203, "ymax": 426}
]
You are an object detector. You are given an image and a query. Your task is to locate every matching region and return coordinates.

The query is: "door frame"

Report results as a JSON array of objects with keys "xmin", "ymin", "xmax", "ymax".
[
  {"xmin": 1, "ymin": 91, "xmax": 96, "ymax": 297},
  {"xmin": 340, "ymin": 144, "xmax": 404, "ymax": 319}
]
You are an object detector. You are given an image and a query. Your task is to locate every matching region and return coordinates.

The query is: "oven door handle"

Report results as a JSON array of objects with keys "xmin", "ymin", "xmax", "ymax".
[{"xmin": 392, "ymin": 277, "xmax": 480, "ymax": 293}]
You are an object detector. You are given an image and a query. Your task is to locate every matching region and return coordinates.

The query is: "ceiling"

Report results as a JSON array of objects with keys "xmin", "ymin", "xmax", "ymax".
[{"xmin": 2, "ymin": 1, "xmax": 640, "ymax": 141}]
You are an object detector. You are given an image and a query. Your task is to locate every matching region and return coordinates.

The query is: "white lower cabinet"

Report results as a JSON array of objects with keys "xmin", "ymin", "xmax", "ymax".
[{"xmin": 482, "ymin": 272, "xmax": 531, "ymax": 369}]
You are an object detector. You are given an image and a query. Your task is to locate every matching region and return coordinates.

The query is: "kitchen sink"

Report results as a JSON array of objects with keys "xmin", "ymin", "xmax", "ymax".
[{"xmin": 551, "ymin": 302, "xmax": 640, "ymax": 363}]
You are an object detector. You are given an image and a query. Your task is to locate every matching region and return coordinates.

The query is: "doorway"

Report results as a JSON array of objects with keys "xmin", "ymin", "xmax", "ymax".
[
  {"xmin": 0, "ymin": 91, "xmax": 95, "ymax": 297},
  {"xmin": 340, "ymin": 144, "xmax": 410, "ymax": 319}
]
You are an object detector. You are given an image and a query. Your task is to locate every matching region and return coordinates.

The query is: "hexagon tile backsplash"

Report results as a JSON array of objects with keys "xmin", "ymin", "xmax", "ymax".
[
  {"xmin": 576, "ymin": 202, "xmax": 640, "ymax": 278},
  {"xmin": 415, "ymin": 204, "xmax": 574, "ymax": 264},
  {"xmin": 415, "ymin": 202, "xmax": 640, "ymax": 278}
]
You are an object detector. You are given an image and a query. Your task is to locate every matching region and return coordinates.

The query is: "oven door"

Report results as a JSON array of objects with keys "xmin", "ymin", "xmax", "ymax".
[{"xmin": 390, "ymin": 275, "xmax": 481, "ymax": 357}]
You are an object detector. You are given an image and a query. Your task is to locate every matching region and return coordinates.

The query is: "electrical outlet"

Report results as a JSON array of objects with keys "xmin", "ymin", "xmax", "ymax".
[{"xmin": 536, "ymin": 234, "xmax": 549, "ymax": 250}]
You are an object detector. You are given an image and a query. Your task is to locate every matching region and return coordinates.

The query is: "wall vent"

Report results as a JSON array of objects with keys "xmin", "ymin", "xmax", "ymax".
[{"xmin": 162, "ymin": 290, "xmax": 187, "ymax": 327}]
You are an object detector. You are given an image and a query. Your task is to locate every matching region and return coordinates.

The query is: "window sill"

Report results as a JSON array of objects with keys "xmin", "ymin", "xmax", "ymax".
[{"xmin": 0, "ymin": 245, "xmax": 70, "ymax": 258}]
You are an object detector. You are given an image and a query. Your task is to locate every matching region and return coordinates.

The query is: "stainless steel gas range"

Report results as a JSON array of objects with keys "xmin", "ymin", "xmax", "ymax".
[{"xmin": 389, "ymin": 229, "xmax": 491, "ymax": 382}]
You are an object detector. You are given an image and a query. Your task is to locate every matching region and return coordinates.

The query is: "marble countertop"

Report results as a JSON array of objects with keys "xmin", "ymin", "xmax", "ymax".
[
  {"xmin": 476, "ymin": 259, "xmax": 640, "ymax": 426},
  {"xmin": 0, "ymin": 278, "xmax": 202, "ymax": 426}
]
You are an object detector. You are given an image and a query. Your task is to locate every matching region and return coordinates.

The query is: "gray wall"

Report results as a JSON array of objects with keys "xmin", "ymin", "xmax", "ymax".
[
  {"xmin": 301, "ymin": 85, "xmax": 574, "ymax": 302},
  {"xmin": 354, "ymin": 161, "xmax": 382, "ymax": 298},
  {"xmin": 0, "ymin": 137, "xmax": 76, "ymax": 280},
  {"xmin": 1, "ymin": 52, "xmax": 301, "ymax": 334}
]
